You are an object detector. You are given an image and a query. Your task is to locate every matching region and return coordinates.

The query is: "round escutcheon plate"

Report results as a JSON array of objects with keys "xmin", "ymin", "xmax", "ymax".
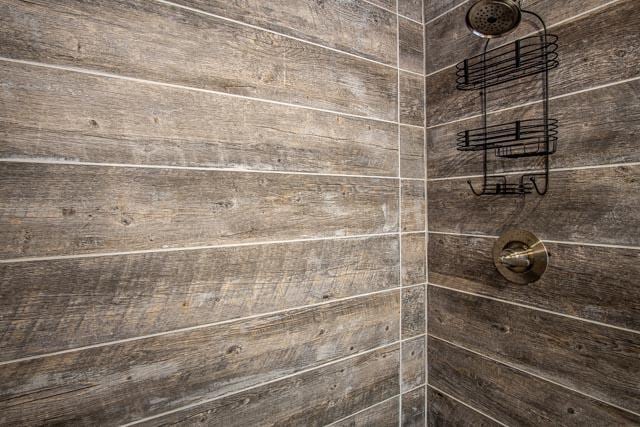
[{"xmin": 492, "ymin": 229, "xmax": 548, "ymax": 284}]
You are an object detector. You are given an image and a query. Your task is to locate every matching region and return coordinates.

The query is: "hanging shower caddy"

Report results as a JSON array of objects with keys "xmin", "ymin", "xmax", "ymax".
[{"xmin": 455, "ymin": 4, "xmax": 559, "ymax": 196}]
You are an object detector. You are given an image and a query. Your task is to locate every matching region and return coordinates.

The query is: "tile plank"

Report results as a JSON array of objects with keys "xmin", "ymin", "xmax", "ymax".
[
  {"xmin": 0, "ymin": 61, "xmax": 398, "ymax": 176},
  {"xmin": 139, "ymin": 345, "xmax": 400, "ymax": 427},
  {"xmin": 428, "ymin": 386, "xmax": 501, "ymax": 427},
  {"xmin": 0, "ymin": 235, "xmax": 399, "ymax": 361},
  {"xmin": 0, "ymin": 163, "xmax": 399, "ymax": 258},
  {"xmin": 0, "ymin": 0, "xmax": 398, "ymax": 121},
  {"xmin": 402, "ymin": 386, "xmax": 426, "ymax": 426},
  {"xmin": 428, "ymin": 165, "xmax": 640, "ymax": 246},
  {"xmin": 0, "ymin": 292, "xmax": 400, "ymax": 426},
  {"xmin": 429, "ymin": 337, "xmax": 640, "ymax": 426},
  {"xmin": 428, "ymin": 286, "xmax": 640, "ymax": 413},
  {"xmin": 333, "ymin": 397, "xmax": 399, "ymax": 427},
  {"xmin": 429, "ymin": 233, "xmax": 640, "ymax": 332},
  {"xmin": 174, "ymin": 0, "xmax": 398, "ymax": 65}
]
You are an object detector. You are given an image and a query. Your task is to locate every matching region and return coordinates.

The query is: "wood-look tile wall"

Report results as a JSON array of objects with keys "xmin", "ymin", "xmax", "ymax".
[
  {"xmin": 425, "ymin": 0, "xmax": 640, "ymax": 424},
  {"xmin": 0, "ymin": 1, "xmax": 426, "ymax": 425}
]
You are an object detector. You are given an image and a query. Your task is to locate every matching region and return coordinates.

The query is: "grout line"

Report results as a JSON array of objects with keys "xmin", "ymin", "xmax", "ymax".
[
  {"xmin": 426, "ymin": 384, "xmax": 508, "ymax": 427},
  {"xmin": 428, "ymin": 230, "xmax": 498, "ymax": 239},
  {"xmin": 123, "ymin": 340, "xmax": 403, "ymax": 426},
  {"xmin": 426, "ymin": 161, "xmax": 640, "ymax": 182},
  {"xmin": 423, "ymin": 0, "xmax": 624, "ymax": 78},
  {"xmin": 0, "ymin": 158, "xmax": 424, "ymax": 182},
  {"xmin": 422, "ymin": 0, "xmax": 429, "ymax": 423},
  {"xmin": 395, "ymin": 4, "xmax": 403, "ymax": 425},
  {"xmin": 427, "ymin": 230, "xmax": 640, "ymax": 251},
  {"xmin": 425, "ymin": 75, "xmax": 640, "ymax": 130},
  {"xmin": 427, "ymin": 282, "xmax": 640, "ymax": 336},
  {"xmin": 0, "ymin": 158, "xmax": 403, "ymax": 180},
  {"xmin": 424, "ymin": 0, "xmax": 471, "ymax": 26},
  {"xmin": 402, "ymin": 230, "xmax": 428, "ymax": 235},
  {"xmin": 0, "ymin": 287, "xmax": 403, "ymax": 368},
  {"xmin": 0, "ymin": 56, "xmax": 399, "ymax": 126},
  {"xmin": 428, "ymin": 334, "xmax": 640, "ymax": 419},
  {"xmin": 0, "ymin": 232, "xmax": 401, "ymax": 264}
]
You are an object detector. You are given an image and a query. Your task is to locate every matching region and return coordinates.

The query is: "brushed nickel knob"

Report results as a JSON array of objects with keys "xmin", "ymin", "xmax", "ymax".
[{"xmin": 493, "ymin": 229, "xmax": 548, "ymax": 284}]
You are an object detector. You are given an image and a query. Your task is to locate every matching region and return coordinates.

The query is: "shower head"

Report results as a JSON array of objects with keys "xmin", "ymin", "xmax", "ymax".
[{"xmin": 465, "ymin": 0, "xmax": 522, "ymax": 38}]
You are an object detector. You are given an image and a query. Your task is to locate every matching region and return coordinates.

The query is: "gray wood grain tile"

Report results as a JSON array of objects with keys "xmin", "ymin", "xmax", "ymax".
[
  {"xmin": 333, "ymin": 397, "xmax": 399, "ymax": 427},
  {"xmin": 139, "ymin": 345, "xmax": 400, "ymax": 427},
  {"xmin": 402, "ymin": 233, "xmax": 426, "ymax": 286},
  {"xmin": 0, "ymin": 163, "xmax": 399, "ymax": 258},
  {"xmin": 428, "ymin": 165, "xmax": 640, "ymax": 246},
  {"xmin": 428, "ymin": 386, "xmax": 501, "ymax": 427},
  {"xmin": 173, "ymin": 0, "xmax": 398, "ymax": 65},
  {"xmin": 429, "ymin": 337, "xmax": 640, "ymax": 425},
  {"xmin": 0, "ymin": 292, "xmax": 400, "ymax": 426},
  {"xmin": 402, "ymin": 386, "xmax": 426, "ymax": 426},
  {"xmin": 428, "ymin": 286, "xmax": 640, "ymax": 413},
  {"xmin": 402, "ymin": 335, "xmax": 426, "ymax": 391},
  {"xmin": 402, "ymin": 180, "xmax": 426, "ymax": 232},
  {"xmin": 0, "ymin": 235, "xmax": 399, "ymax": 361},
  {"xmin": 400, "ymin": 125, "xmax": 425, "ymax": 179},
  {"xmin": 400, "ymin": 71, "xmax": 425, "ymax": 126},
  {"xmin": 429, "ymin": 233, "xmax": 640, "ymax": 332},
  {"xmin": 0, "ymin": 61, "xmax": 398, "ymax": 176},
  {"xmin": 0, "ymin": 0, "xmax": 398, "ymax": 121},
  {"xmin": 402, "ymin": 285, "xmax": 425, "ymax": 338},
  {"xmin": 399, "ymin": 17, "xmax": 424, "ymax": 74}
]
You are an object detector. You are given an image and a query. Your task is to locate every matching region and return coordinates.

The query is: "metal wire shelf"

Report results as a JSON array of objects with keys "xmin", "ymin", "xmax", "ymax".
[
  {"xmin": 466, "ymin": 175, "xmax": 534, "ymax": 196},
  {"xmin": 456, "ymin": 34, "xmax": 558, "ymax": 90},
  {"xmin": 456, "ymin": 118, "xmax": 558, "ymax": 158}
]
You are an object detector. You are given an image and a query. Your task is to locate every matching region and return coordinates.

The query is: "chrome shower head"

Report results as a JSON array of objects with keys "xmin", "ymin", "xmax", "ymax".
[{"xmin": 466, "ymin": 0, "xmax": 522, "ymax": 38}]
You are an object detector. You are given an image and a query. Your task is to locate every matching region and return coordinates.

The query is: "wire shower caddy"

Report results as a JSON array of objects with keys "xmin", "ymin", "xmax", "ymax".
[{"xmin": 455, "ymin": 10, "xmax": 559, "ymax": 196}]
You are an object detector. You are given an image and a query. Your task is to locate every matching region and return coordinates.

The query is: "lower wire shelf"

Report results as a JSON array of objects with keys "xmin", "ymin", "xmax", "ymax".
[{"xmin": 457, "ymin": 118, "xmax": 558, "ymax": 158}]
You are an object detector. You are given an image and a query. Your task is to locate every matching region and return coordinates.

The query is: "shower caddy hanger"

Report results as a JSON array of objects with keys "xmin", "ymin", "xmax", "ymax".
[{"xmin": 455, "ymin": 1, "xmax": 559, "ymax": 196}]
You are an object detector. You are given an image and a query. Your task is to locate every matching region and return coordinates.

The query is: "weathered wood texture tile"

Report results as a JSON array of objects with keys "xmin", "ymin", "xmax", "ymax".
[
  {"xmin": 333, "ymin": 397, "xmax": 399, "ymax": 427},
  {"xmin": 0, "ymin": 236, "xmax": 399, "ymax": 362},
  {"xmin": 426, "ymin": 0, "xmax": 640, "ymax": 126},
  {"xmin": 399, "ymin": 17, "xmax": 424, "ymax": 74},
  {"xmin": 401, "ymin": 386, "xmax": 426, "ymax": 426},
  {"xmin": 400, "ymin": 125, "xmax": 425, "ymax": 179},
  {"xmin": 398, "ymin": 0, "xmax": 423, "ymax": 22},
  {"xmin": 425, "ymin": 0, "xmax": 613, "ymax": 74},
  {"xmin": 140, "ymin": 345, "xmax": 400, "ymax": 427},
  {"xmin": 401, "ymin": 233, "xmax": 426, "ymax": 286},
  {"xmin": 402, "ymin": 285, "xmax": 425, "ymax": 338},
  {"xmin": 400, "ymin": 72, "xmax": 425, "ymax": 126},
  {"xmin": 429, "ymin": 234, "xmax": 640, "ymax": 332},
  {"xmin": 0, "ymin": 0, "xmax": 398, "ymax": 121},
  {"xmin": 428, "ymin": 165, "xmax": 640, "ymax": 246},
  {"xmin": 401, "ymin": 180, "xmax": 426, "ymax": 232},
  {"xmin": 428, "ymin": 287, "xmax": 640, "ymax": 413},
  {"xmin": 401, "ymin": 335, "xmax": 425, "ymax": 391},
  {"xmin": 173, "ymin": 0, "xmax": 398, "ymax": 65},
  {"xmin": 427, "ymin": 386, "xmax": 501, "ymax": 427},
  {"xmin": 0, "ymin": 292, "xmax": 399, "ymax": 426},
  {"xmin": 429, "ymin": 337, "xmax": 640, "ymax": 425},
  {"xmin": 0, "ymin": 163, "xmax": 399, "ymax": 258},
  {"xmin": 0, "ymin": 61, "xmax": 398, "ymax": 176},
  {"xmin": 426, "ymin": 79, "xmax": 640, "ymax": 178},
  {"xmin": 424, "ymin": 0, "xmax": 466, "ymax": 23}
]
